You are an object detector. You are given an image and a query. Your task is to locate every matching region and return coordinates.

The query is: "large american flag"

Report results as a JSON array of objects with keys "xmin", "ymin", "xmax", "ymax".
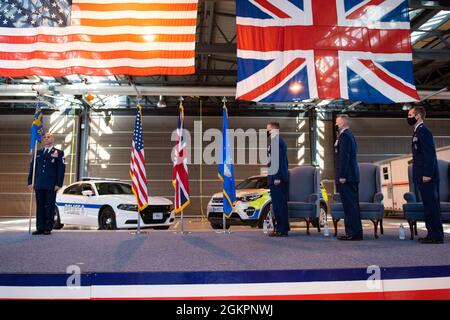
[
  {"xmin": 172, "ymin": 102, "xmax": 190, "ymax": 213},
  {"xmin": 0, "ymin": 0, "xmax": 198, "ymax": 77},
  {"xmin": 236, "ymin": 0, "xmax": 420, "ymax": 104},
  {"xmin": 130, "ymin": 104, "xmax": 148, "ymax": 212}
]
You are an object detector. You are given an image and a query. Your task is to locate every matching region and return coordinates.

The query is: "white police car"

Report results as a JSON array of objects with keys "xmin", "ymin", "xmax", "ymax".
[{"xmin": 54, "ymin": 179, "xmax": 174, "ymax": 230}]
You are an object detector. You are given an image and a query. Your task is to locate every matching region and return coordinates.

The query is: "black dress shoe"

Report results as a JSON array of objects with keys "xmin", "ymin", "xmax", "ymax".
[
  {"xmin": 43, "ymin": 230, "xmax": 51, "ymax": 235},
  {"xmin": 338, "ymin": 235, "xmax": 363, "ymax": 241},
  {"xmin": 419, "ymin": 238, "xmax": 443, "ymax": 244},
  {"xmin": 268, "ymin": 231, "xmax": 288, "ymax": 237},
  {"xmin": 418, "ymin": 237, "xmax": 431, "ymax": 243},
  {"xmin": 32, "ymin": 230, "xmax": 44, "ymax": 235}
]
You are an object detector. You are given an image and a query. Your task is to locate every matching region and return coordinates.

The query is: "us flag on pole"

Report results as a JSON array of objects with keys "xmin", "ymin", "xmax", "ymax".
[
  {"xmin": 172, "ymin": 102, "xmax": 190, "ymax": 213},
  {"xmin": 0, "ymin": 0, "xmax": 198, "ymax": 77},
  {"xmin": 130, "ymin": 104, "xmax": 148, "ymax": 212}
]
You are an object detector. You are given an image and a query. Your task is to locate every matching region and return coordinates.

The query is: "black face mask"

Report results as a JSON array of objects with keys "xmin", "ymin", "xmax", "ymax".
[{"xmin": 407, "ymin": 116, "xmax": 417, "ymax": 126}]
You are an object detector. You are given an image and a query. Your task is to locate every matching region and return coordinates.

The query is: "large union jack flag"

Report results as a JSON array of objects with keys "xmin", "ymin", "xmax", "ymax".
[{"xmin": 236, "ymin": 0, "xmax": 420, "ymax": 104}]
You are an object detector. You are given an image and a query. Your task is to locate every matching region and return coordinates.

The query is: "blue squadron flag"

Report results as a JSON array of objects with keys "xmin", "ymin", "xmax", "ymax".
[
  {"xmin": 30, "ymin": 102, "xmax": 44, "ymax": 153},
  {"xmin": 218, "ymin": 103, "xmax": 236, "ymax": 218}
]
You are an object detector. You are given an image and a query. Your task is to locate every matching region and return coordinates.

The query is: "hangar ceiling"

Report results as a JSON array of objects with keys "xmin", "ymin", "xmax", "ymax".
[{"xmin": 0, "ymin": 0, "xmax": 449, "ymax": 112}]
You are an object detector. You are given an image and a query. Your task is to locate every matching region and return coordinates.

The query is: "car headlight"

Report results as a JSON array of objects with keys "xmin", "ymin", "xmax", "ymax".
[
  {"xmin": 117, "ymin": 204, "xmax": 138, "ymax": 211},
  {"xmin": 238, "ymin": 193, "xmax": 262, "ymax": 202}
]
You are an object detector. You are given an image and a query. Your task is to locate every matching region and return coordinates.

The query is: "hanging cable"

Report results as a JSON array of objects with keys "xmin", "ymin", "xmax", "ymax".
[
  {"xmin": 199, "ymin": 98, "xmax": 207, "ymax": 222},
  {"xmin": 69, "ymin": 106, "xmax": 77, "ymax": 184}
]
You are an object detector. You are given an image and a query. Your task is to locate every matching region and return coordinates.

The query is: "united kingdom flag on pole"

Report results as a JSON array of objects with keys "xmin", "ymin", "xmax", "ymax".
[
  {"xmin": 172, "ymin": 101, "xmax": 190, "ymax": 213},
  {"xmin": 236, "ymin": 0, "xmax": 420, "ymax": 104}
]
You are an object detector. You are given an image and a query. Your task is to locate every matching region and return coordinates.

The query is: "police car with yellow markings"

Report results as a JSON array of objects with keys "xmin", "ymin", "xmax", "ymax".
[
  {"xmin": 54, "ymin": 179, "xmax": 174, "ymax": 230},
  {"xmin": 207, "ymin": 175, "xmax": 329, "ymax": 229}
]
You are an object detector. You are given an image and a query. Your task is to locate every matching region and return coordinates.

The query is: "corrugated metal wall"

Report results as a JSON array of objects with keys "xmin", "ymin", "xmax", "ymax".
[
  {"xmin": 0, "ymin": 112, "xmax": 79, "ymax": 217},
  {"xmin": 350, "ymin": 118, "xmax": 450, "ymax": 163},
  {"xmin": 1, "ymin": 112, "xmax": 449, "ymax": 218},
  {"xmin": 87, "ymin": 113, "xmax": 310, "ymax": 216}
]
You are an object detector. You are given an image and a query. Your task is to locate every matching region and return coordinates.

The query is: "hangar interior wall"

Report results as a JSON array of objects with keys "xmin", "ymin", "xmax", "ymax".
[
  {"xmin": 350, "ymin": 118, "xmax": 450, "ymax": 163},
  {"xmin": 88, "ymin": 113, "xmax": 310, "ymax": 216},
  {"xmin": 0, "ymin": 112, "xmax": 79, "ymax": 217},
  {"xmin": 1, "ymin": 112, "xmax": 450, "ymax": 217}
]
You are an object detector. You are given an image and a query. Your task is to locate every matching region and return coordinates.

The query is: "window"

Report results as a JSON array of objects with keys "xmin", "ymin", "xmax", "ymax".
[
  {"xmin": 383, "ymin": 167, "xmax": 389, "ymax": 180},
  {"xmin": 81, "ymin": 183, "xmax": 94, "ymax": 194},
  {"xmin": 63, "ymin": 184, "xmax": 83, "ymax": 195},
  {"xmin": 95, "ymin": 183, "xmax": 133, "ymax": 195},
  {"xmin": 236, "ymin": 177, "xmax": 268, "ymax": 190}
]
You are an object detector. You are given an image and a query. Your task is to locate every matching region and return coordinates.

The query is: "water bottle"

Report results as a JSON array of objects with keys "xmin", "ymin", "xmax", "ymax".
[
  {"xmin": 399, "ymin": 224, "xmax": 406, "ymax": 240},
  {"xmin": 323, "ymin": 222, "xmax": 330, "ymax": 237},
  {"xmin": 268, "ymin": 218, "xmax": 274, "ymax": 231},
  {"xmin": 263, "ymin": 219, "xmax": 268, "ymax": 234}
]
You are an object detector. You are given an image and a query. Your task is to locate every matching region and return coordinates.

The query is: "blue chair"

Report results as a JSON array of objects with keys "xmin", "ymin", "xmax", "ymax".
[
  {"xmin": 331, "ymin": 163, "xmax": 385, "ymax": 238},
  {"xmin": 288, "ymin": 165, "xmax": 321, "ymax": 235},
  {"xmin": 403, "ymin": 159, "xmax": 450, "ymax": 240}
]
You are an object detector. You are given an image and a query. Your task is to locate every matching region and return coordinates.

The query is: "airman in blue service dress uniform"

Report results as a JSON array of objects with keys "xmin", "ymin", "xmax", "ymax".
[
  {"xmin": 407, "ymin": 106, "xmax": 444, "ymax": 244},
  {"xmin": 266, "ymin": 122, "xmax": 289, "ymax": 237},
  {"xmin": 335, "ymin": 114, "xmax": 363, "ymax": 241},
  {"xmin": 28, "ymin": 132, "xmax": 65, "ymax": 235}
]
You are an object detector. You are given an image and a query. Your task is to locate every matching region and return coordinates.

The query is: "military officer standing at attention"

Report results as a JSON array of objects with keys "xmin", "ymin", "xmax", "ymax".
[
  {"xmin": 408, "ymin": 106, "xmax": 444, "ymax": 244},
  {"xmin": 335, "ymin": 114, "xmax": 363, "ymax": 241},
  {"xmin": 28, "ymin": 132, "xmax": 65, "ymax": 235},
  {"xmin": 267, "ymin": 121, "xmax": 289, "ymax": 237}
]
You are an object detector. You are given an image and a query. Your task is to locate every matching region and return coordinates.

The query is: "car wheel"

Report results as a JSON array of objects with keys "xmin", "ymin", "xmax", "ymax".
[
  {"xmin": 53, "ymin": 207, "xmax": 64, "ymax": 230},
  {"xmin": 320, "ymin": 202, "xmax": 328, "ymax": 226},
  {"xmin": 99, "ymin": 207, "xmax": 117, "ymax": 230},
  {"xmin": 153, "ymin": 226, "xmax": 170, "ymax": 230},
  {"xmin": 257, "ymin": 204, "xmax": 271, "ymax": 229}
]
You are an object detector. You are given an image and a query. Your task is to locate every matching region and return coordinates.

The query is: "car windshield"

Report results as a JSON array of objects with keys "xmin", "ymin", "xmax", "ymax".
[
  {"xmin": 95, "ymin": 183, "xmax": 133, "ymax": 195},
  {"xmin": 236, "ymin": 177, "xmax": 268, "ymax": 190}
]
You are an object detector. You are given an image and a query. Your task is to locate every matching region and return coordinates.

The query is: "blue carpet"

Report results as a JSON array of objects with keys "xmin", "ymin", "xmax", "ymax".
[{"xmin": 1, "ymin": 229, "xmax": 449, "ymax": 273}]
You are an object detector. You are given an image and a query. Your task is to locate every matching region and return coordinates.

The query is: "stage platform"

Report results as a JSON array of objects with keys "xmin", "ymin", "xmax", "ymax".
[{"xmin": 1, "ymin": 227, "xmax": 450, "ymax": 299}]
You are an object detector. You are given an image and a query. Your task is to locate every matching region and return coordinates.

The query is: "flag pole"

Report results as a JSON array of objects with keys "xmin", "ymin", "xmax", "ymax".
[
  {"xmin": 136, "ymin": 96, "xmax": 142, "ymax": 235},
  {"xmin": 181, "ymin": 210, "xmax": 185, "ymax": 233},
  {"xmin": 137, "ymin": 209, "xmax": 141, "ymax": 234},
  {"xmin": 222, "ymin": 213, "xmax": 226, "ymax": 233},
  {"xmin": 218, "ymin": 97, "xmax": 231, "ymax": 235},
  {"xmin": 173, "ymin": 96, "xmax": 191, "ymax": 235},
  {"xmin": 28, "ymin": 140, "xmax": 38, "ymax": 234},
  {"xmin": 130, "ymin": 98, "xmax": 147, "ymax": 236}
]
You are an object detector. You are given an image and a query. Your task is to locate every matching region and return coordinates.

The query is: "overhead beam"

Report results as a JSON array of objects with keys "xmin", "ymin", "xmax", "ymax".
[
  {"xmin": 200, "ymin": 1, "xmax": 216, "ymax": 82},
  {"xmin": 1, "ymin": 84, "xmax": 450, "ymax": 100},
  {"xmin": 409, "ymin": 0, "xmax": 450, "ymax": 10},
  {"xmin": 413, "ymin": 48, "xmax": 450, "ymax": 60},
  {"xmin": 411, "ymin": 8, "xmax": 441, "ymax": 30},
  {"xmin": 196, "ymin": 43, "xmax": 236, "ymax": 54},
  {"xmin": 198, "ymin": 43, "xmax": 450, "ymax": 61}
]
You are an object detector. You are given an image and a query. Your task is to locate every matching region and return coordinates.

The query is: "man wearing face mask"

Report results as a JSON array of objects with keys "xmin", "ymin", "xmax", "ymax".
[
  {"xmin": 334, "ymin": 114, "xmax": 363, "ymax": 241},
  {"xmin": 407, "ymin": 106, "xmax": 444, "ymax": 244},
  {"xmin": 266, "ymin": 122, "xmax": 289, "ymax": 237}
]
